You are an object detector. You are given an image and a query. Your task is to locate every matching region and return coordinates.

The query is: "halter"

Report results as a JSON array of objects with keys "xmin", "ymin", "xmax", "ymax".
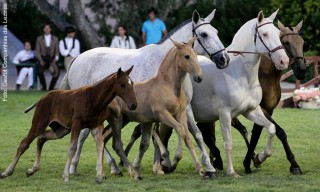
[
  {"xmin": 227, "ymin": 22, "xmax": 284, "ymax": 58},
  {"xmin": 254, "ymin": 22, "xmax": 284, "ymax": 58},
  {"xmin": 192, "ymin": 22, "xmax": 225, "ymax": 58},
  {"xmin": 280, "ymin": 32, "xmax": 306, "ymax": 66}
]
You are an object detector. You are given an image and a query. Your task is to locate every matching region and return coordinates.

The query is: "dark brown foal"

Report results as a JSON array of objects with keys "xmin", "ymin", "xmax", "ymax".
[{"xmin": 0, "ymin": 67, "xmax": 137, "ymax": 184}]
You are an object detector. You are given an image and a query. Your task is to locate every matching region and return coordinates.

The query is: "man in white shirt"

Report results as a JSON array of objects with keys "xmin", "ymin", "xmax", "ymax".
[
  {"xmin": 59, "ymin": 26, "xmax": 80, "ymax": 71},
  {"xmin": 13, "ymin": 41, "xmax": 36, "ymax": 90},
  {"xmin": 36, "ymin": 24, "xmax": 59, "ymax": 91},
  {"xmin": 110, "ymin": 25, "xmax": 136, "ymax": 49}
]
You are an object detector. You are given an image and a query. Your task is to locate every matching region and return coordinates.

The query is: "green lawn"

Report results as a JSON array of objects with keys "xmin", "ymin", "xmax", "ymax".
[{"xmin": 0, "ymin": 91, "xmax": 319, "ymax": 192}]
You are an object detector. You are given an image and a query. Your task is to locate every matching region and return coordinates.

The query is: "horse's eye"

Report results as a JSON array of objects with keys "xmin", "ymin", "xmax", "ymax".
[
  {"xmin": 200, "ymin": 32, "xmax": 208, "ymax": 38},
  {"xmin": 285, "ymin": 41, "xmax": 290, "ymax": 46},
  {"xmin": 185, "ymin": 55, "xmax": 190, "ymax": 59},
  {"xmin": 262, "ymin": 33, "xmax": 268, "ymax": 37},
  {"xmin": 121, "ymin": 83, "xmax": 126, "ymax": 88}
]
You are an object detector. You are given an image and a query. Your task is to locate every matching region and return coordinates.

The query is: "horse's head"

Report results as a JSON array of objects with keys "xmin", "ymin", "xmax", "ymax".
[
  {"xmin": 171, "ymin": 37, "xmax": 203, "ymax": 83},
  {"xmin": 192, "ymin": 9, "xmax": 229, "ymax": 69},
  {"xmin": 278, "ymin": 20, "xmax": 306, "ymax": 80},
  {"xmin": 114, "ymin": 66, "xmax": 137, "ymax": 110},
  {"xmin": 255, "ymin": 10, "xmax": 289, "ymax": 70}
]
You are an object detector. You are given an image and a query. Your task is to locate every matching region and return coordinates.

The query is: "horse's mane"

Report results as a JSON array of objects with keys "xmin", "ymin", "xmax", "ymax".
[
  {"xmin": 91, "ymin": 71, "xmax": 117, "ymax": 86},
  {"xmin": 157, "ymin": 19, "xmax": 192, "ymax": 45}
]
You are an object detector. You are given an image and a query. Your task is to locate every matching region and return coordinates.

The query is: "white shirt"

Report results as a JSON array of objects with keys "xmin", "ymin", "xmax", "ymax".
[
  {"xmin": 13, "ymin": 50, "xmax": 35, "ymax": 64},
  {"xmin": 59, "ymin": 37, "xmax": 80, "ymax": 57},
  {"xmin": 110, "ymin": 36, "xmax": 136, "ymax": 49},
  {"xmin": 44, "ymin": 34, "xmax": 51, "ymax": 47}
]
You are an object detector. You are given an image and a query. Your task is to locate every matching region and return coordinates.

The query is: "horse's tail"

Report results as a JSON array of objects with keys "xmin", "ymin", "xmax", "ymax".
[
  {"xmin": 59, "ymin": 57, "xmax": 77, "ymax": 90},
  {"xmin": 24, "ymin": 101, "xmax": 39, "ymax": 113}
]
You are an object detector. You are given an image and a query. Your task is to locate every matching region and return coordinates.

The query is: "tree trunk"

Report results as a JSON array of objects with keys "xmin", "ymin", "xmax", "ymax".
[
  {"xmin": 34, "ymin": 0, "xmax": 70, "ymax": 31},
  {"xmin": 34, "ymin": 0, "xmax": 104, "ymax": 49},
  {"xmin": 68, "ymin": 0, "xmax": 104, "ymax": 48}
]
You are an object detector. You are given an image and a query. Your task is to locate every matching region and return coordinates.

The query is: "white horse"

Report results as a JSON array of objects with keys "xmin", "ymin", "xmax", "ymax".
[
  {"xmin": 157, "ymin": 10, "xmax": 289, "ymax": 177},
  {"xmin": 62, "ymin": 9, "xmax": 229, "ymax": 177}
]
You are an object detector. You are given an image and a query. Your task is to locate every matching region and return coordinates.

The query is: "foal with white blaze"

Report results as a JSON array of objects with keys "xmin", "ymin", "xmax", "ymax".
[
  {"xmin": 65, "ymin": 9, "xmax": 229, "ymax": 177},
  {"xmin": 157, "ymin": 10, "xmax": 289, "ymax": 177}
]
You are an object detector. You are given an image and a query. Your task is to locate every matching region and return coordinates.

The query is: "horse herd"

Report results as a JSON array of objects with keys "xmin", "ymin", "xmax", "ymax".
[{"xmin": 0, "ymin": 8, "xmax": 307, "ymax": 183}]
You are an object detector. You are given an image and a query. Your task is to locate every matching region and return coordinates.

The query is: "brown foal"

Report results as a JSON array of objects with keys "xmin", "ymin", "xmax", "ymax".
[{"xmin": 0, "ymin": 67, "xmax": 137, "ymax": 184}]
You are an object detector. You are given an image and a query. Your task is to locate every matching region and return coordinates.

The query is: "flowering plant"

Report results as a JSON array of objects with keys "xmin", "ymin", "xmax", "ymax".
[{"xmin": 293, "ymin": 87, "xmax": 320, "ymax": 103}]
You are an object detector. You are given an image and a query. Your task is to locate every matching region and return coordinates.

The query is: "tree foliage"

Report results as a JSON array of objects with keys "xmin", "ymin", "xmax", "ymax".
[
  {"xmin": 268, "ymin": 0, "xmax": 320, "ymax": 55},
  {"xmin": 4, "ymin": 0, "xmax": 320, "ymax": 54},
  {"xmin": 6, "ymin": 0, "xmax": 64, "ymax": 49}
]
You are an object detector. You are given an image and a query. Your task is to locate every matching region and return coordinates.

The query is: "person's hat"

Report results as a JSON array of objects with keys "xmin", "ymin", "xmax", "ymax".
[{"xmin": 65, "ymin": 26, "xmax": 77, "ymax": 34}]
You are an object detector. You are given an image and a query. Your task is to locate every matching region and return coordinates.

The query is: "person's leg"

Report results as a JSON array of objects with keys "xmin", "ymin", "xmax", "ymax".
[
  {"xmin": 38, "ymin": 65, "xmax": 47, "ymax": 90},
  {"xmin": 27, "ymin": 67, "xmax": 34, "ymax": 89},
  {"xmin": 64, "ymin": 56, "xmax": 73, "ymax": 72},
  {"xmin": 49, "ymin": 62, "xmax": 60, "ymax": 91},
  {"xmin": 16, "ymin": 67, "xmax": 28, "ymax": 90}
]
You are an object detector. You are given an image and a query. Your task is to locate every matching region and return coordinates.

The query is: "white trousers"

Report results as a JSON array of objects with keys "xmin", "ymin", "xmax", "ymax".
[{"xmin": 16, "ymin": 67, "xmax": 33, "ymax": 87}]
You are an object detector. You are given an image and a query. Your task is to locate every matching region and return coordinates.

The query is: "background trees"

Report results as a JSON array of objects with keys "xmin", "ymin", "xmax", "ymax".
[{"xmin": 3, "ymin": 0, "xmax": 319, "ymax": 55}]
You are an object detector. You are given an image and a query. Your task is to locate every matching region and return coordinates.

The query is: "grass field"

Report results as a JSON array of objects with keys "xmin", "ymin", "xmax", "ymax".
[{"xmin": 0, "ymin": 91, "xmax": 319, "ymax": 192}]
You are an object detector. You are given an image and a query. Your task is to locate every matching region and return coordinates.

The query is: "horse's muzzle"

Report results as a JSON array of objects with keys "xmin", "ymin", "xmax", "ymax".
[
  {"xmin": 193, "ymin": 75, "xmax": 203, "ymax": 83},
  {"xmin": 292, "ymin": 60, "xmax": 307, "ymax": 80},
  {"xmin": 211, "ymin": 52, "xmax": 229, "ymax": 69}
]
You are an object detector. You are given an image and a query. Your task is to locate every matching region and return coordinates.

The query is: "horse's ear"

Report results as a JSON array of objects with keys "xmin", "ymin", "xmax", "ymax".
[
  {"xmin": 192, "ymin": 10, "xmax": 200, "ymax": 24},
  {"xmin": 277, "ymin": 20, "xmax": 286, "ymax": 31},
  {"xmin": 268, "ymin": 9, "xmax": 279, "ymax": 21},
  {"xmin": 257, "ymin": 11, "xmax": 264, "ymax": 23},
  {"xmin": 125, "ymin": 65, "xmax": 134, "ymax": 75},
  {"xmin": 170, "ymin": 38, "xmax": 183, "ymax": 49},
  {"xmin": 117, "ymin": 67, "xmax": 122, "ymax": 78},
  {"xmin": 186, "ymin": 37, "xmax": 196, "ymax": 46},
  {"xmin": 294, "ymin": 20, "xmax": 303, "ymax": 33},
  {"xmin": 205, "ymin": 9, "xmax": 216, "ymax": 23}
]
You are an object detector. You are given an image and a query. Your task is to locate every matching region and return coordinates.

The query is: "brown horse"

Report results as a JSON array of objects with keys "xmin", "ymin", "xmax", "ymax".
[
  {"xmin": 0, "ymin": 67, "xmax": 137, "ymax": 184},
  {"xmin": 121, "ymin": 20, "xmax": 306, "ymax": 175},
  {"xmin": 197, "ymin": 20, "xmax": 306, "ymax": 175},
  {"xmin": 100, "ymin": 37, "xmax": 205, "ymax": 180}
]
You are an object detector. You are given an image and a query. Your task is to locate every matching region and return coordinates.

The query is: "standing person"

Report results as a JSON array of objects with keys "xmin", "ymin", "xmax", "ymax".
[
  {"xmin": 59, "ymin": 26, "xmax": 80, "ymax": 71},
  {"xmin": 110, "ymin": 25, "xmax": 136, "ymax": 49},
  {"xmin": 141, "ymin": 7, "xmax": 167, "ymax": 45},
  {"xmin": 35, "ymin": 24, "xmax": 59, "ymax": 91},
  {"xmin": 13, "ymin": 41, "xmax": 36, "ymax": 90}
]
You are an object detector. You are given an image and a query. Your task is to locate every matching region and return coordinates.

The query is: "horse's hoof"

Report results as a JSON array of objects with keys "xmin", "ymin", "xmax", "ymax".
[
  {"xmin": 26, "ymin": 170, "xmax": 34, "ymax": 177},
  {"xmin": 244, "ymin": 166, "xmax": 252, "ymax": 174},
  {"xmin": 290, "ymin": 167, "xmax": 302, "ymax": 175},
  {"xmin": 63, "ymin": 177, "xmax": 69, "ymax": 182},
  {"xmin": 111, "ymin": 171, "xmax": 123, "ymax": 177},
  {"xmin": 95, "ymin": 178, "xmax": 102, "ymax": 184},
  {"xmin": 153, "ymin": 170, "xmax": 165, "ymax": 175},
  {"xmin": 135, "ymin": 176, "xmax": 143, "ymax": 180},
  {"xmin": 253, "ymin": 154, "xmax": 262, "ymax": 167},
  {"xmin": 0, "ymin": 173, "xmax": 7, "ymax": 178},
  {"xmin": 253, "ymin": 161, "xmax": 261, "ymax": 169},
  {"xmin": 202, "ymin": 171, "xmax": 216, "ymax": 179},
  {"xmin": 228, "ymin": 172, "xmax": 242, "ymax": 178},
  {"xmin": 161, "ymin": 165, "xmax": 173, "ymax": 174}
]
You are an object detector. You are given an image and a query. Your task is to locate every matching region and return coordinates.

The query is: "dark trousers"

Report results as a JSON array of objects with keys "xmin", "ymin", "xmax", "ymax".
[{"xmin": 38, "ymin": 56, "xmax": 60, "ymax": 90}]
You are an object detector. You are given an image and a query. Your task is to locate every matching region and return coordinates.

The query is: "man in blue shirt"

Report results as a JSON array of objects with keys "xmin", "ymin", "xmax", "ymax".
[{"xmin": 142, "ymin": 8, "xmax": 167, "ymax": 45}]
